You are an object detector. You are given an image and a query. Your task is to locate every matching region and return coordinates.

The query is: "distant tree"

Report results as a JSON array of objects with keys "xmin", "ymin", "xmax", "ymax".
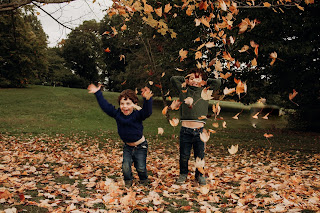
[
  {"xmin": 61, "ymin": 20, "xmax": 106, "ymax": 87},
  {"xmin": 0, "ymin": 5, "xmax": 48, "ymax": 88}
]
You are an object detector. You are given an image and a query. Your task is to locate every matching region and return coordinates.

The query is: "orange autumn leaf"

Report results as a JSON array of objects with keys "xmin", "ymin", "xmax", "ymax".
[
  {"xmin": 195, "ymin": 51, "xmax": 202, "ymax": 60},
  {"xmin": 154, "ymin": 7, "xmax": 162, "ymax": 17},
  {"xmin": 164, "ymin": 3, "xmax": 172, "ymax": 13},
  {"xmin": 234, "ymin": 78, "xmax": 241, "ymax": 84},
  {"xmin": 169, "ymin": 118, "xmax": 179, "ymax": 126},
  {"xmin": 220, "ymin": 72, "xmax": 232, "ymax": 79},
  {"xmin": 228, "ymin": 144, "xmax": 238, "ymax": 154},
  {"xmin": 238, "ymin": 18, "xmax": 249, "ymax": 34},
  {"xmin": 223, "ymin": 87, "xmax": 236, "ymax": 95},
  {"xmin": 201, "ymin": 88, "xmax": 213, "ymax": 100},
  {"xmin": 162, "ymin": 106, "xmax": 169, "ymax": 115},
  {"xmin": 179, "ymin": 49, "xmax": 188, "ymax": 61},
  {"xmin": 222, "ymin": 51, "xmax": 234, "ymax": 61},
  {"xmin": 144, "ymin": 3, "xmax": 154, "ymax": 13},
  {"xmin": 263, "ymin": 2, "xmax": 271, "ymax": 7},
  {"xmin": 201, "ymin": 16, "xmax": 210, "ymax": 28},
  {"xmin": 252, "ymin": 112, "xmax": 260, "ymax": 119},
  {"xmin": 104, "ymin": 47, "xmax": 111, "ymax": 53},
  {"xmin": 200, "ymin": 129, "xmax": 210, "ymax": 143},
  {"xmin": 251, "ymin": 58, "xmax": 257, "ymax": 66},
  {"xmin": 270, "ymin": 51, "xmax": 277, "ymax": 65},
  {"xmin": 121, "ymin": 80, "xmax": 126, "ymax": 85},
  {"xmin": 238, "ymin": 45, "xmax": 249, "ymax": 53},
  {"xmin": 236, "ymin": 80, "xmax": 247, "ymax": 98},
  {"xmin": 199, "ymin": 0, "xmax": 209, "ymax": 10},
  {"xmin": 264, "ymin": 133, "xmax": 274, "ymax": 138},
  {"xmin": 120, "ymin": 24, "xmax": 127, "ymax": 31},
  {"xmin": 289, "ymin": 89, "xmax": 298, "ymax": 100}
]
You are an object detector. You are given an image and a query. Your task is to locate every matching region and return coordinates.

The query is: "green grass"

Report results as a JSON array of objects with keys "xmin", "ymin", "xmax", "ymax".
[{"xmin": 0, "ymin": 85, "xmax": 319, "ymax": 153}]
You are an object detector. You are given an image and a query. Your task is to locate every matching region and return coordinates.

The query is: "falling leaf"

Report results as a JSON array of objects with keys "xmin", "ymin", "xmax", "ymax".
[
  {"xmin": 162, "ymin": 106, "xmax": 169, "ymax": 115},
  {"xmin": 104, "ymin": 47, "xmax": 111, "ymax": 53},
  {"xmin": 201, "ymin": 88, "xmax": 213, "ymax": 100},
  {"xmin": 264, "ymin": 133, "xmax": 273, "ymax": 138},
  {"xmin": 144, "ymin": 3, "xmax": 154, "ymax": 13},
  {"xmin": 252, "ymin": 112, "xmax": 260, "ymax": 119},
  {"xmin": 305, "ymin": 0, "xmax": 314, "ymax": 4},
  {"xmin": 238, "ymin": 45, "xmax": 249, "ymax": 53},
  {"xmin": 149, "ymin": 81, "xmax": 154, "ymax": 85},
  {"xmin": 238, "ymin": 18, "xmax": 249, "ymax": 34},
  {"xmin": 228, "ymin": 144, "xmax": 239, "ymax": 154},
  {"xmin": 161, "ymin": 72, "xmax": 165, "ymax": 77},
  {"xmin": 164, "ymin": 3, "xmax": 172, "ymax": 13},
  {"xmin": 175, "ymin": 68, "xmax": 184, "ymax": 72},
  {"xmin": 198, "ymin": 115, "xmax": 207, "ymax": 120},
  {"xmin": 223, "ymin": 87, "xmax": 236, "ymax": 95},
  {"xmin": 251, "ymin": 58, "xmax": 257, "ymax": 66},
  {"xmin": 262, "ymin": 112, "xmax": 270, "ymax": 119},
  {"xmin": 222, "ymin": 51, "xmax": 234, "ymax": 61},
  {"xmin": 212, "ymin": 122, "xmax": 219, "ymax": 128},
  {"xmin": 295, "ymin": 3, "xmax": 304, "ymax": 11},
  {"xmin": 195, "ymin": 51, "xmax": 202, "ymax": 60},
  {"xmin": 169, "ymin": 118, "xmax": 179, "ymax": 126},
  {"xmin": 269, "ymin": 51, "xmax": 277, "ymax": 65},
  {"xmin": 200, "ymin": 129, "xmax": 210, "ymax": 143},
  {"xmin": 289, "ymin": 89, "xmax": 298, "ymax": 100},
  {"xmin": 205, "ymin": 42, "xmax": 215, "ymax": 48},
  {"xmin": 232, "ymin": 112, "xmax": 241, "ymax": 119},
  {"xmin": 120, "ymin": 24, "xmax": 127, "ymax": 31},
  {"xmin": 219, "ymin": 0, "xmax": 227, "ymax": 11},
  {"xmin": 133, "ymin": 104, "xmax": 142, "ymax": 111},
  {"xmin": 208, "ymin": 129, "xmax": 216, "ymax": 134},
  {"xmin": 263, "ymin": 2, "xmax": 271, "ymax": 7},
  {"xmin": 111, "ymin": 26, "xmax": 118, "ymax": 36},
  {"xmin": 119, "ymin": 54, "xmax": 125, "ymax": 62},
  {"xmin": 170, "ymin": 100, "xmax": 181, "ymax": 110},
  {"xmin": 158, "ymin": 127, "xmax": 164, "ymax": 135},
  {"xmin": 212, "ymin": 102, "xmax": 221, "ymax": 115},
  {"xmin": 179, "ymin": 49, "xmax": 188, "ymax": 61},
  {"xmin": 184, "ymin": 97, "xmax": 194, "ymax": 106},
  {"xmin": 236, "ymin": 80, "xmax": 247, "ymax": 98},
  {"xmin": 215, "ymin": 60, "xmax": 223, "ymax": 71},
  {"xmin": 222, "ymin": 121, "xmax": 227, "ymax": 128},
  {"xmin": 154, "ymin": 7, "xmax": 162, "ymax": 17},
  {"xmin": 195, "ymin": 157, "xmax": 205, "ymax": 174},
  {"xmin": 220, "ymin": 72, "xmax": 232, "ymax": 80}
]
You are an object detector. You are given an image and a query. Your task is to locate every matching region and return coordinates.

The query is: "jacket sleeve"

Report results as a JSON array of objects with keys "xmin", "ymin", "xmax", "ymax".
[
  {"xmin": 170, "ymin": 76, "xmax": 186, "ymax": 94},
  {"xmin": 136, "ymin": 97, "xmax": 153, "ymax": 120},
  {"xmin": 207, "ymin": 78, "xmax": 222, "ymax": 91},
  {"xmin": 94, "ymin": 90, "xmax": 117, "ymax": 118}
]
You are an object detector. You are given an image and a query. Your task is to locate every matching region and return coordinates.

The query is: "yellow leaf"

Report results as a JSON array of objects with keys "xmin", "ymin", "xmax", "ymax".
[
  {"xmin": 295, "ymin": 3, "xmax": 304, "ymax": 11},
  {"xmin": 212, "ymin": 122, "xmax": 219, "ymax": 128},
  {"xmin": 111, "ymin": 26, "xmax": 118, "ymax": 36},
  {"xmin": 162, "ymin": 106, "xmax": 168, "ymax": 115},
  {"xmin": 220, "ymin": 72, "xmax": 232, "ymax": 80},
  {"xmin": 179, "ymin": 49, "xmax": 188, "ymax": 61},
  {"xmin": 222, "ymin": 51, "xmax": 234, "ymax": 61},
  {"xmin": 215, "ymin": 60, "xmax": 223, "ymax": 72},
  {"xmin": 184, "ymin": 97, "xmax": 193, "ymax": 106},
  {"xmin": 158, "ymin": 127, "xmax": 164, "ymax": 135},
  {"xmin": 205, "ymin": 42, "xmax": 215, "ymax": 48},
  {"xmin": 228, "ymin": 144, "xmax": 238, "ymax": 154},
  {"xmin": 252, "ymin": 112, "xmax": 260, "ymax": 119},
  {"xmin": 263, "ymin": 2, "xmax": 271, "ymax": 7},
  {"xmin": 144, "ymin": 3, "xmax": 154, "ymax": 13},
  {"xmin": 232, "ymin": 112, "xmax": 241, "ymax": 120},
  {"xmin": 262, "ymin": 112, "xmax": 270, "ymax": 120},
  {"xmin": 305, "ymin": 0, "xmax": 314, "ymax": 4},
  {"xmin": 264, "ymin": 133, "xmax": 273, "ymax": 138},
  {"xmin": 219, "ymin": 0, "xmax": 227, "ymax": 11},
  {"xmin": 195, "ymin": 51, "xmax": 202, "ymax": 60},
  {"xmin": 201, "ymin": 88, "xmax": 213, "ymax": 100},
  {"xmin": 222, "ymin": 121, "xmax": 227, "ymax": 128},
  {"xmin": 121, "ymin": 24, "xmax": 127, "ymax": 31},
  {"xmin": 223, "ymin": 87, "xmax": 236, "ymax": 95},
  {"xmin": 155, "ymin": 7, "xmax": 162, "ymax": 17},
  {"xmin": 164, "ymin": 3, "xmax": 172, "ymax": 13},
  {"xmin": 169, "ymin": 118, "xmax": 179, "ymax": 127},
  {"xmin": 195, "ymin": 157, "xmax": 205, "ymax": 174},
  {"xmin": 200, "ymin": 129, "xmax": 210, "ymax": 143},
  {"xmin": 201, "ymin": 16, "xmax": 210, "ymax": 28},
  {"xmin": 149, "ymin": 81, "xmax": 153, "ymax": 85},
  {"xmin": 251, "ymin": 58, "xmax": 257, "ymax": 66}
]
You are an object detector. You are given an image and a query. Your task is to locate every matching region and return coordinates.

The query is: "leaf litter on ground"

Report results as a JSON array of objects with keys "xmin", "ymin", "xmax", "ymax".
[{"xmin": 0, "ymin": 133, "xmax": 320, "ymax": 212}]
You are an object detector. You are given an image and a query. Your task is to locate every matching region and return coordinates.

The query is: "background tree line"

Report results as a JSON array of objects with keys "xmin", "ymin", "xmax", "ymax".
[{"xmin": 0, "ymin": 1, "xmax": 319, "ymax": 131}]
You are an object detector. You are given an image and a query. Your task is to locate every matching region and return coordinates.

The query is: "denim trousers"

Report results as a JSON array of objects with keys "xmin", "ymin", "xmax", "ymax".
[
  {"xmin": 122, "ymin": 140, "xmax": 148, "ymax": 181},
  {"xmin": 179, "ymin": 126, "xmax": 205, "ymax": 178}
]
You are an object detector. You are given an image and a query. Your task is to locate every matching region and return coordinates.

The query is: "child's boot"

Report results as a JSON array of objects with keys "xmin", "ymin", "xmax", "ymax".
[
  {"xmin": 176, "ymin": 174, "xmax": 188, "ymax": 184},
  {"xmin": 196, "ymin": 176, "xmax": 206, "ymax": 185},
  {"xmin": 125, "ymin": 180, "xmax": 133, "ymax": 188}
]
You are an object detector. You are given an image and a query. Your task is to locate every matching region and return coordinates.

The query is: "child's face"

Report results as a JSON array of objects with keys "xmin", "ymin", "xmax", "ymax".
[
  {"xmin": 186, "ymin": 73, "xmax": 203, "ymax": 87},
  {"xmin": 120, "ymin": 97, "xmax": 134, "ymax": 116}
]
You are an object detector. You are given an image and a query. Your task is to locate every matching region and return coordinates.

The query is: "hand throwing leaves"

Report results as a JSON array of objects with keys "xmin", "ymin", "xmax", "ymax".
[
  {"xmin": 141, "ymin": 87, "xmax": 153, "ymax": 100},
  {"xmin": 87, "ymin": 84, "xmax": 101, "ymax": 93}
]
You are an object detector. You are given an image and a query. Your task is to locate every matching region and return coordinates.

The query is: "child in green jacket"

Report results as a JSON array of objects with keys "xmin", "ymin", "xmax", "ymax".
[{"xmin": 170, "ymin": 69, "xmax": 221, "ymax": 185}]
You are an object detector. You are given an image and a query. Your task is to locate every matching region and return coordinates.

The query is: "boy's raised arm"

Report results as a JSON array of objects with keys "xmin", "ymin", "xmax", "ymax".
[
  {"xmin": 138, "ymin": 87, "xmax": 153, "ymax": 120},
  {"xmin": 170, "ymin": 76, "xmax": 186, "ymax": 93},
  {"xmin": 207, "ymin": 78, "xmax": 222, "ymax": 91}
]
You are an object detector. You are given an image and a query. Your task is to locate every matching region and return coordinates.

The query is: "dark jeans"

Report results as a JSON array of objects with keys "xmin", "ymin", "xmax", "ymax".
[
  {"xmin": 179, "ymin": 126, "xmax": 205, "ymax": 178},
  {"xmin": 122, "ymin": 140, "xmax": 148, "ymax": 181}
]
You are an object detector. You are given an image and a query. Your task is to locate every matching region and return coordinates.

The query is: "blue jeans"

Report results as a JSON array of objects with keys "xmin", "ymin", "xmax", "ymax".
[
  {"xmin": 122, "ymin": 140, "xmax": 148, "ymax": 181},
  {"xmin": 179, "ymin": 126, "xmax": 205, "ymax": 178}
]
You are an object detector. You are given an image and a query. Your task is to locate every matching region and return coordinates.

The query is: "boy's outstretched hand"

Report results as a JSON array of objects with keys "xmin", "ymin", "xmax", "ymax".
[
  {"xmin": 141, "ymin": 87, "xmax": 153, "ymax": 100},
  {"xmin": 87, "ymin": 84, "xmax": 101, "ymax": 93}
]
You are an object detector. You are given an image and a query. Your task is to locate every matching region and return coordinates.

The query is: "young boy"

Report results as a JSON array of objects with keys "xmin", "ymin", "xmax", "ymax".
[
  {"xmin": 170, "ymin": 69, "xmax": 221, "ymax": 185},
  {"xmin": 87, "ymin": 84, "xmax": 153, "ymax": 187}
]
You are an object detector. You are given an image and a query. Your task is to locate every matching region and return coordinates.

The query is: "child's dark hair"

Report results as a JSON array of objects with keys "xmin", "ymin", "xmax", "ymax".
[
  {"xmin": 186, "ymin": 68, "xmax": 208, "ymax": 81},
  {"xmin": 118, "ymin": 89, "xmax": 138, "ymax": 104}
]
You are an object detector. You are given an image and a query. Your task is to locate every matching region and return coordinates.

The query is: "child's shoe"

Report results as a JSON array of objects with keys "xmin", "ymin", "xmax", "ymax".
[
  {"xmin": 139, "ymin": 179, "xmax": 149, "ymax": 186},
  {"xmin": 196, "ymin": 176, "xmax": 206, "ymax": 185},
  {"xmin": 176, "ymin": 174, "xmax": 188, "ymax": 184},
  {"xmin": 125, "ymin": 180, "xmax": 133, "ymax": 188}
]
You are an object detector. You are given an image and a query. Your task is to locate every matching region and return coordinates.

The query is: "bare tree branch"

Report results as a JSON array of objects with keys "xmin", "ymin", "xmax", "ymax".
[{"xmin": 0, "ymin": 0, "xmax": 76, "ymax": 12}]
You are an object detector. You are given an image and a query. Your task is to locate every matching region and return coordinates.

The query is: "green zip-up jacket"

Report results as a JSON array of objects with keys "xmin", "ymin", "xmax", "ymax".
[{"xmin": 170, "ymin": 76, "xmax": 221, "ymax": 123}]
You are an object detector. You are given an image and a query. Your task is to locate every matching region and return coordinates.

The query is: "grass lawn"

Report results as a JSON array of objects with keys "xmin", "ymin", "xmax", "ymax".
[{"xmin": 0, "ymin": 85, "xmax": 319, "ymax": 212}]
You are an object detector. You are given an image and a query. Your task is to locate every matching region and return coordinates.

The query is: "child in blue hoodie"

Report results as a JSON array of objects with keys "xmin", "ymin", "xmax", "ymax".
[{"xmin": 88, "ymin": 84, "xmax": 153, "ymax": 187}]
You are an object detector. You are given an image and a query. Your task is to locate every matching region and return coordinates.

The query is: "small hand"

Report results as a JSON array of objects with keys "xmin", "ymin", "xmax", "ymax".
[
  {"xmin": 87, "ymin": 84, "xmax": 101, "ymax": 93},
  {"xmin": 141, "ymin": 87, "xmax": 153, "ymax": 100}
]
